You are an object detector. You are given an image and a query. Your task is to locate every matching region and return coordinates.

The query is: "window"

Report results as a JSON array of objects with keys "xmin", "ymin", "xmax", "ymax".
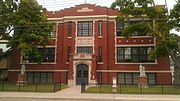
[
  {"xmin": 49, "ymin": 25, "xmax": 56, "ymax": 38},
  {"xmin": 77, "ymin": 46, "xmax": 93, "ymax": 53},
  {"xmin": 117, "ymin": 47, "xmax": 124, "ymax": 62},
  {"xmin": 98, "ymin": 20, "xmax": 102, "ymax": 36},
  {"xmin": 125, "ymin": 48, "xmax": 131, "ymax": 62},
  {"xmin": 147, "ymin": 73, "xmax": 156, "ymax": 85},
  {"xmin": 27, "ymin": 72, "xmax": 53, "ymax": 83},
  {"xmin": 117, "ymin": 73, "xmax": 139, "ymax": 85},
  {"xmin": 116, "ymin": 20, "xmax": 148, "ymax": 37},
  {"xmin": 98, "ymin": 46, "xmax": 102, "ymax": 62},
  {"xmin": 23, "ymin": 48, "xmax": 55, "ymax": 63},
  {"xmin": 130, "ymin": 21, "xmax": 146, "ymax": 36},
  {"xmin": 118, "ymin": 73, "xmax": 156, "ymax": 85},
  {"xmin": 117, "ymin": 47, "xmax": 155, "ymax": 63},
  {"xmin": 97, "ymin": 72, "xmax": 102, "ymax": 84},
  {"xmin": 67, "ymin": 47, "xmax": 71, "ymax": 62},
  {"xmin": 77, "ymin": 21, "xmax": 93, "ymax": 36},
  {"xmin": 68, "ymin": 21, "xmax": 72, "ymax": 37},
  {"xmin": 116, "ymin": 22, "xmax": 124, "ymax": 36}
]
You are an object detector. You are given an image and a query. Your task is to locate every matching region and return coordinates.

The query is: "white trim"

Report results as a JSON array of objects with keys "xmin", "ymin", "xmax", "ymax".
[
  {"xmin": 97, "ymin": 62, "xmax": 103, "ymax": 64},
  {"xmin": 68, "ymin": 37, "xmax": 72, "ymax": 39},
  {"xmin": 8, "ymin": 69, "xmax": 68, "ymax": 72},
  {"xmin": 96, "ymin": 70, "xmax": 172, "ymax": 73},
  {"xmin": 20, "ymin": 62, "xmax": 56, "ymax": 65},
  {"xmin": 98, "ymin": 36, "xmax": 103, "ymax": 38},
  {"xmin": 116, "ymin": 44, "xmax": 155, "ymax": 47},
  {"xmin": 48, "ymin": 15, "xmax": 117, "ymax": 21},
  {"xmin": 116, "ymin": 36, "xmax": 154, "ymax": 38},
  {"xmin": 115, "ymin": 62, "xmax": 158, "ymax": 64}
]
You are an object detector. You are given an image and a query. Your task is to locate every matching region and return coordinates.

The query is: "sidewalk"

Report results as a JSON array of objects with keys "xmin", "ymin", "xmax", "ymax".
[{"xmin": 0, "ymin": 86, "xmax": 180, "ymax": 101}]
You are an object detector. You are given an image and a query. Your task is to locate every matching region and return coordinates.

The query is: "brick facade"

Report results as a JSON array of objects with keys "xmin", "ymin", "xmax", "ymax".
[{"xmin": 8, "ymin": 4, "xmax": 172, "ymax": 85}]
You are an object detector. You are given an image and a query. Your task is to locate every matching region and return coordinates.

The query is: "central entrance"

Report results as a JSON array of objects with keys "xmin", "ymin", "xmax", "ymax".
[{"xmin": 76, "ymin": 64, "xmax": 89, "ymax": 85}]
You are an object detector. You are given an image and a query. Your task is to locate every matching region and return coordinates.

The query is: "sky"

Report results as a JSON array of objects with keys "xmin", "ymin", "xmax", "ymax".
[{"xmin": 36, "ymin": 0, "xmax": 177, "ymax": 11}]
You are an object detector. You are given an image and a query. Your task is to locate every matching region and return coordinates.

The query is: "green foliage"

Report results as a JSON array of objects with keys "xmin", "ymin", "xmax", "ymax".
[
  {"xmin": 0, "ymin": 0, "xmax": 54, "ymax": 62},
  {"xmin": 111, "ymin": 0, "xmax": 180, "ymax": 60},
  {"xmin": 122, "ymin": 22, "xmax": 150, "ymax": 38},
  {"xmin": 170, "ymin": 0, "xmax": 180, "ymax": 31}
]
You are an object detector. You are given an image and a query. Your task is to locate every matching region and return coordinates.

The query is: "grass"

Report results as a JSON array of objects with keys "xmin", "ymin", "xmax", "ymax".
[
  {"xmin": 0, "ymin": 82, "xmax": 68, "ymax": 92},
  {"xmin": 85, "ymin": 85, "xmax": 180, "ymax": 94}
]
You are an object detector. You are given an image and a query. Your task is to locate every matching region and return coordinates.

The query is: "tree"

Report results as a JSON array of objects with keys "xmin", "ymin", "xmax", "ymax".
[
  {"xmin": 111, "ymin": 0, "xmax": 180, "ymax": 84},
  {"xmin": 0, "ymin": 0, "xmax": 54, "ymax": 61}
]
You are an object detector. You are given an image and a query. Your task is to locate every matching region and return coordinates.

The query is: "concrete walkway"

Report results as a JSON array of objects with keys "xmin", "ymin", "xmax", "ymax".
[{"xmin": 0, "ymin": 86, "xmax": 180, "ymax": 101}]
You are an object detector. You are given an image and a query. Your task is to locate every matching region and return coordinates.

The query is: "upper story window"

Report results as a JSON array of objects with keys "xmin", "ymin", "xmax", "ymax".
[
  {"xmin": 67, "ymin": 46, "xmax": 71, "ymax": 62},
  {"xmin": 98, "ymin": 46, "xmax": 102, "ymax": 62},
  {"xmin": 68, "ymin": 21, "xmax": 72, "ymax": 37},
  {"xmin": 117, "ymin": 46, "xmax": 155, "ymax": 63},
  {"xmin": 98, "ymin": 20, "xmax": 102, "ymax": 36},
  {"xmin": 49, "ymin": 25, "xmax": 56, "ymax": 38},
  {"xmin": 77, "ymin": 21, "xmax": 93, "ymax": 36},
  {"xmin": 116, "ymin": 22, "xmax": 124, "ymax": 36},
  {"xmin": 23, "ymin": 48, "xmax": 55, "ymax": 63},
  {"xmin": 116, "ymin": 20, "xmax": 148, "ymax": 37},
  {"xmin": 130, "ymin": 21, "xmax": 146, "ymax": 36},
  {"xmin": 77, "ymin": 46, "xmax": 93, "ymax": 53}
]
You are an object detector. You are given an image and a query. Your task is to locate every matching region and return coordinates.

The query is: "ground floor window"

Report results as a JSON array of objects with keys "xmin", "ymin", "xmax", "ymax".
[
  {"xmin": 117, "ymin": 73, "xmax": 156, "ymax": 85},
  {"xmin": 27, "ymin": 72, "xmax": 53, "ymax": 83},
  {"xmin": 117, "ymin": 73, "xmax": 139, "ymax": 85},
  {"xmin": 0, "ymin": 69, "xmax": 8, "ymax": 80},
  {"xmin": 147, "ymin": 73, "xmax": 156, "ymax": 85}
]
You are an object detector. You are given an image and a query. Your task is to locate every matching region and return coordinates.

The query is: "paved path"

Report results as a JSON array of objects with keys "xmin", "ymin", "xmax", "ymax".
[{"xmin": 0, "ymin": 86, "xmax": 180, "ymax": 101}]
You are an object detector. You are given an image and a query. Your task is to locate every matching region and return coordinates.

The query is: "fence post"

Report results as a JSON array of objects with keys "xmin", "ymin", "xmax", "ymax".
[
  {"xmin": 161, "ymin": 85, "xmax": 164, "ymax": 94},
  {"xmin": 60, "ymin": 82, "xmax": 61, "ymax": 90},
  {"xmin": 53, "ymin": 82, "xmax": 56, "ymax": 92},
  {"xmin": 2, "ymin": 80, "xmax": 4, "ymax": 92},
  {"xmin": 119, "ymin": 84, "xmax": 121, "ymax": 93},
  {"xmin": 140, "ymin": 86, "xmax": 143, "ymax": 94},
  {"xmin": 100, "ymin": 83, "xmax": 101, "ymax": 93},
  {"xmin": 18, "ymin": 82, "xmax": 20, "ymax": 92},
  {"xmin": 81, "ymin": 83, "xmax": 85, "ymax": 93},
  {"xmin": 35, "ymin": 83, "xmax": 38, "ymax": 92}
]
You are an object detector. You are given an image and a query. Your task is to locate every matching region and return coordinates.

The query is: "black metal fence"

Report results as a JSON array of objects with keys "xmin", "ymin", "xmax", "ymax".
[
  {"xmin": 0, "ymin": 81, "xmax": 65, "ymax": 92},
  {"xmin": 82, "ymin": 83, "xmax": 180, "ymax": 94}
]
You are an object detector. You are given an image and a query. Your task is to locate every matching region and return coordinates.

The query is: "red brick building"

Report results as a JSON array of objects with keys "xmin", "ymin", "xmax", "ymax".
[{"xmin": 8, "ymin": 4, "xmax": 172, "ymax": 85}]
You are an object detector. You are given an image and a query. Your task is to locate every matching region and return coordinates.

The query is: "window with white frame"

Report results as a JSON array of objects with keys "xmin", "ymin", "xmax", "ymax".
[
  {"xmin": 77, "ymin": 21, "xmax": 93, "ymax": 36},
  {"xmin": 117, "ymin": 46, "xmax": 155, "ymax": 63},
  {"xmin": 49, "ymin": 25, "xmax": 56, "ymax": 38},
  {"xmin": 23, "ymin": 48, "xmax": 55, "ymax": 63},
  {"xmin": 77, "ymin": 46, "xmax": 93, "ymax": 53}
]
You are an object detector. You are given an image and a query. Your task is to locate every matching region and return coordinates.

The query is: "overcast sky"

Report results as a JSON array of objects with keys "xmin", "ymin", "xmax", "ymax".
[{"xmin": 36, "ymin": 0, "xmax": 177, "ymax": 11}]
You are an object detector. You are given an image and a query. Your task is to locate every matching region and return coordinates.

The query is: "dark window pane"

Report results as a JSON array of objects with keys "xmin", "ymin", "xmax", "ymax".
[
  {"xmin": 34, "ymin": 73, "xmax": 40, "ymax": 83},
  {"xmin": 125, "ymin": 73, "xmax": 133, "ymax": 84},
  {"xmin": 68, "ymin": 21, "xmax": 72, "ymax": 37},
  {"xmin": 117, "ymin": 47, "xmax": 155, "ymax": 63},
  {"xmin": 41, "ymin": 73, "xmax": 47, "ymax": 83},
  {"xmin": 67, "ymin": 47, "xmax": 71, "ymax": 62},
  {"xmin": 98, "ymin": 20, "xmax": 102, "ymax": 36},
  {"xmin": 47, "ymin": 73, "xmax": 53, "ymax": 83},
  {"xmin": 77, "ymin": 21, "xmax": 93, "ymax": 36},
  {"xmin": 147, "ymin": 73, "xmax": 156, "ymax": 85},
  {"xmin": 98, "ymin": 46, "xmax": 102, "ymax": 62},
  {"xmin": 23, "ymin": 48, "xmax": 55, "ymax": 63},
  {"xmin": 116, "ymin": 22, "xmax": 123, "ymax": 36},
  {"xmin": 27, "ymin": 73, "xmax": 34, "ymax": 83},
  {"xmin": 77, "ymin": 47, "xmax": 93, "ymax": 53},
  {"xmin": 49, "ymin": 25, "xmax": 56, "ymax": 38}
]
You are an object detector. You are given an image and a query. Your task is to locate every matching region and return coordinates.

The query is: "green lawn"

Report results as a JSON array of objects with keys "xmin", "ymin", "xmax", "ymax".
[
  {"xmin": 85, "ymin": 85, "xmax": 180, "ymax": 94},
  {"xmin": 0, "ymin": 83, "xmax": 68, "ymax": 92}
]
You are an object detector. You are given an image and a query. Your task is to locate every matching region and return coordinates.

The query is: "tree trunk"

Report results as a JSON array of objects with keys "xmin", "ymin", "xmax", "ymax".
[{"xmin": 174, "ymin": 63, "xmax": 180, "ymax": 86}]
